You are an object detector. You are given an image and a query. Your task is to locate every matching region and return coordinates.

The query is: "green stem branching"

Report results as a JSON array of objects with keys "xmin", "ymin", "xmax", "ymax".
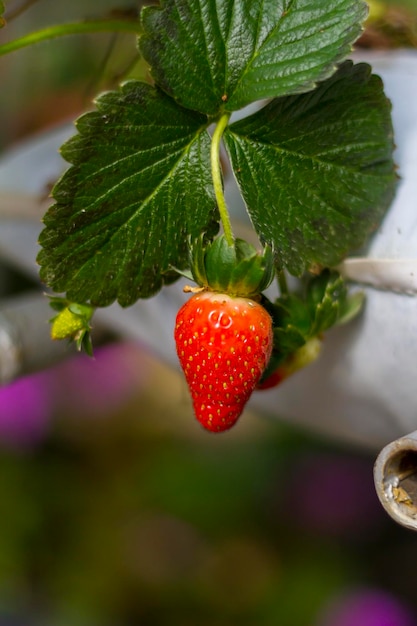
[
  {"xmin": 277, "ymin": 269, "xmax": 289, "ymax": 297},
  {"xmin": 0, "ymin": 19, "xmax": 141, "ymax": 57}
]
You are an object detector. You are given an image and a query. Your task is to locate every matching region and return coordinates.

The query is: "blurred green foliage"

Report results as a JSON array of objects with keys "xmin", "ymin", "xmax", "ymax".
[
  {"xmin": 0, "ymin": 385, "xmax": 415, "ymax": 626},
  {"xmin": 0, "ymin": 0, "xmax": 147, "ymax": 149}
]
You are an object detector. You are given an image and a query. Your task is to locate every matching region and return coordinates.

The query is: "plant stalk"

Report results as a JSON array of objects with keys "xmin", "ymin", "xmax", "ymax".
[
  {"xmin": 211, "ymin": 112, "xmax": 234, "ymax": 246},
  {"xmin": 0, "ymin": 20, "xmax": 141, "ymax": 57},
  {"xmin": 277, "ymin": 269, "xmax": 289, "ymax": 296}
]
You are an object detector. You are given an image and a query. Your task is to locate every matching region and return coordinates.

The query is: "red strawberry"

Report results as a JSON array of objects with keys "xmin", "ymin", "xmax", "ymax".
[
  {"xmin": 256, "ymin": 365, "xmax": 287, "ymax": 391},
  {"xmin": 257, "ymin": 336, "xmax": 323, "ymax": 390},
  {"xmin": 175, "ymin": 290, "xmax": 273, "ymax": 432}
]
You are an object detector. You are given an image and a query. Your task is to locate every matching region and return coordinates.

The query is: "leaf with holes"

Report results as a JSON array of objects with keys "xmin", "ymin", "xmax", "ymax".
[
  {"xmin": 37, "ymin": 81, "xmax": 218, "ymax": 307},
  {"xmin": 224, "ymin": 62, "xmax": 398, "ymax": 275},
  {"xmin": 139, "ymin": 0, "xmax": 368, "ymax": 115}
]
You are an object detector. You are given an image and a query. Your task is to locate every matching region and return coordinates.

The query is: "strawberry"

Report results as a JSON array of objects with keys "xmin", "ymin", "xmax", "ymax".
[
  {"xmin": 175, "ymin": 290, "xmax": 273, "ymax": 432},
  {"xmin": 173, "ymin": 235, "xmax": 275, "ymax": 432},
  {"xmin": 256, "ymin": 336, "xmax": 322, "ymax": 390},
  {"xmin": 49, "ymin": 298, "xmax": 94, "ymax": 355}
]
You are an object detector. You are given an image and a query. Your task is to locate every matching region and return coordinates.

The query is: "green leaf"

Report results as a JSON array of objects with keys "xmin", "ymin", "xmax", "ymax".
[
  {"xmin": 38, "ymin": 82, "xmax": 218, "ymax": 307},
  {"xmin": 273, "ymin": 324, "xmax": 307, "ymax": 355},
  {"xmin": 0, "ymin": 1, "xmax": 5, "ymax": 29},
  {"xmin": 267, "ymin": 269, "xmax": 364, "ymax": 357},
  {"xmin": 306, "ymin": 270, "xmax": 347, "ymax": 335},
  {"xmin": 307, "ymin": 270, "xmax": 366, "ymax": 331},
  {"xmin": 224, "ymin": 61, "xmax": 398, "ymax": 275},
  {"xmin": 266, "ymin": 293, "xmax": 312, "ymax": 354},
  {"xmin": 336, "ymin": 290, "xmax": 365, "ymax": 325},
  {"xmin": 139, "ymin": 0, "xmax": 368, "ymax": 115}
]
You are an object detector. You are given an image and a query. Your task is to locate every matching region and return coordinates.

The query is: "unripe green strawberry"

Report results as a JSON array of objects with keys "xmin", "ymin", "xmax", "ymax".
[
  {"xmin": 175, "ymin": 291, "xmax": 273, "ymax": 432},
  {"xmin": 51, "ymin": 307, "xmax": 86, "ymax": 340},
  {"xmin": 49, "ymin": 299, "xmax": 95, "ymax": 355}
]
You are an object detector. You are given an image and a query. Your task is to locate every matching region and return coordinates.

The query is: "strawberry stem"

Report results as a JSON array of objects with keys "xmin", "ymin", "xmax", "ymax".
[
  {"xmin": 211, "ymin": 112, "xmax": 234, "ymax": 246},
  {"xmin": 277, "ymin": 269, "xmax": 289, "ymax": 296}
]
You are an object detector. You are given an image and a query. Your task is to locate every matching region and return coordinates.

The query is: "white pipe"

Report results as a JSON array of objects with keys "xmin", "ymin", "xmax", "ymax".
[
  {"xmin": 0, "ymin": 292, "xmax": 75, "ymax": 383},
  {"xmin": 374, "ymin": 431, "xmax": 417, "ymax": 531}
]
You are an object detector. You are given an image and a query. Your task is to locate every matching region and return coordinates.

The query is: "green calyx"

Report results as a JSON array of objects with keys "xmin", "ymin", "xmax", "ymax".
[{"xmin": 190, "ymin": 235, "xmax": 274, "ymax": 298}]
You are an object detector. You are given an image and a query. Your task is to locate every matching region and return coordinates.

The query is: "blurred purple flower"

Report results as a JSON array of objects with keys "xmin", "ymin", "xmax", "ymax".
[
  {"xmin": 0, "ymin": 341, "xmax": 149, "ymax": 448},
  {"xmin": 0, "ymin": 371, "xmax": 52, "ymax": 448},
  {"xmin": 53, "ymin": 341, "xmax": 149, "ymax": 418},
  {"xmin": 318, "ymin": 588, "xmax": 417, "ymax": 626},
  {"xmin": 285, "ymin": 453, "xmax": 384, "ymax": 536}
]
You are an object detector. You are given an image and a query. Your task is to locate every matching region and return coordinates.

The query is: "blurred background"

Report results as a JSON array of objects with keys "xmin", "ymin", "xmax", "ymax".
[{"xmin": 1, "ymin": 1, "xmax": 417, "ymax": 625}]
